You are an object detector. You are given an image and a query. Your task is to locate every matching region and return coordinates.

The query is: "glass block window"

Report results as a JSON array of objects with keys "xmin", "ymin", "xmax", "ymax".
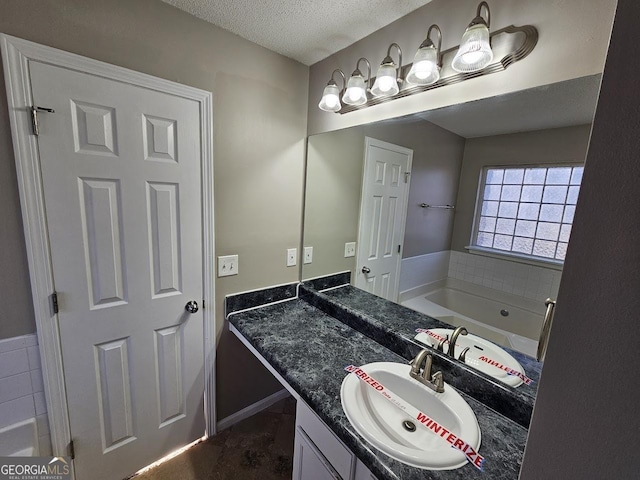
[{"xmin": 474, "ymin": 165, "xmax": 583, "ymax": 261}]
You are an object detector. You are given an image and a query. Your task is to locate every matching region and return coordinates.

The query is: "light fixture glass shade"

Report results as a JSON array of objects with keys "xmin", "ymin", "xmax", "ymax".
[
  {"xmin": 451, "ymin": 22, "xmax": 493, "ymax": 72},
  {"xmin": 342, "ymin": 73, "xmax": 368, "ymax": 106},
  {"xmin": 406, "ymin": 44, "xmax": 440, "ymax": 85},
  {"xmin": 371, "ymin": 63, "xmax": 399, "ymax": 97},
  {"xmin": 318, "ymin": 82, "xmax": 341, "ymax": 112}
]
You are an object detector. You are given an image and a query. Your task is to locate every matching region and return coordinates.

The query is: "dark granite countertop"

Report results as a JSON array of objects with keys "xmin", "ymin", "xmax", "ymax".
[
  {"xmin": 301, "ymin": 283, "xmax": 540, "ymax": 428},
  {"xmin": 228, "ymin": 298, "xmax": 527, "ymax": 480}
]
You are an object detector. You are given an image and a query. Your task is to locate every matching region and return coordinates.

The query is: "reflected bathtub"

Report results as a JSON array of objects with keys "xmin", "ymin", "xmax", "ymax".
[{"xmin": 401, "ymin": 278, "xmax": 545, "ymax": 357}]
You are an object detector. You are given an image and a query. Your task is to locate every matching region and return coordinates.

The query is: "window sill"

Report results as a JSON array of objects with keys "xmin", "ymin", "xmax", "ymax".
[{"xmin": 465, "ymin": 245, "xmax": 564, "ymax": 271}]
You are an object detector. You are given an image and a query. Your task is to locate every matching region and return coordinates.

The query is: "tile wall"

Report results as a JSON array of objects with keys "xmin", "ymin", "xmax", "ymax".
[
  {"xmin": 0, "ymin": 334, "xmax": 51, "ymax": 456},
  {"xmin": 448, "ymin": 250, "xmax": 562, "ymax": 302},
  {"xmin": 399, "ymin": 251, "xmax": 451, "ymax": 294}
]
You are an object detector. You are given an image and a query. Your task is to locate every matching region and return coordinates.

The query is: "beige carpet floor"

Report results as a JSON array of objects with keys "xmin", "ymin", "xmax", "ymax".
[{"xmin": 133, "ymin": 396, "xmax": 296, "ymax": 480}]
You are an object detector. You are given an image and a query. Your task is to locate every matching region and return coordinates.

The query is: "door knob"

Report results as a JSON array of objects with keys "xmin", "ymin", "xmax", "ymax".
[
  {"xmin": 185, "ymin": 300, "xmax": 199, "ymax": 314},
  {"xmin": 362, "ymin": 266, "xmax": 371, "ymax": 274}
]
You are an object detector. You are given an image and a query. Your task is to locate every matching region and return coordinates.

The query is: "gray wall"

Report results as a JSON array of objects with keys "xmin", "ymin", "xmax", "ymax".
[
  {"xmin": 521, "ymin": 0, "xmax": 640, "ymax": 476},
  {"xmin": 0, "ymin": 66, "xmax": 33, "ymax": 338},
  {"xmin": 302, "ymin": 119, "xmax": 464, "ymax": 280},
  {"xmin": 451, "ymin": 125, "xmax": 593, "ymax": 252},
  {"xmin": 303, "ymin": 127, "xmax": 365, "ymax": 280},
  {"xmin": 0, "ymin": 0, "xmax": 308, "ymax": 419}
]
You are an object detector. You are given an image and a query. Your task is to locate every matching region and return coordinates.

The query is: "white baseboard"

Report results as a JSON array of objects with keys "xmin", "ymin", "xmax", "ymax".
[{"xmin": 215, "ymin": 388, "xmax": 290, "ymax": 432}]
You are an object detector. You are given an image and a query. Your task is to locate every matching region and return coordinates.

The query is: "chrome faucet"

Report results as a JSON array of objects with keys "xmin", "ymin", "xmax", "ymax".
[
  {"xmin": 409, "ymin": 349, "xmax": 445, "ymax": 393},
  {"xmin": 447, "ymin": 326, "xmax": 468, "ymax": 358}
]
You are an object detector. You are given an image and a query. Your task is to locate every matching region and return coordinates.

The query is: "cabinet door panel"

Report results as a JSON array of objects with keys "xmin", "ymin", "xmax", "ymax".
[
  {"xmin": 354, "ymin": 458, "xmax": 378, "ymax": 480},
  {"xmin": 293, "ymin": 427, "xmax": 341, "ymax": 480},
  {"xmin": 296, "ymin": 400, "xmax": 354, "ymax": 478}
]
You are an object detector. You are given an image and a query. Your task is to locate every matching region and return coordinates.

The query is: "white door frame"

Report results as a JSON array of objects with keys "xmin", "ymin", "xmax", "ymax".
[
  {"xmin": 0, "ymin": 34, "xmax": 217, "ymax": 460},
  {"xmin": 356, "ymin": 137, "xmax": 413, "ymax": 301}
]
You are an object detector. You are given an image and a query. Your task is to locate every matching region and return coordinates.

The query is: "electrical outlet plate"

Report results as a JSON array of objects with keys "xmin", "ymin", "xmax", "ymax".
[
  {"xmin": 287, "ymin": 248, "xmax": 297, "ymax": 267},
  {"xmin": 218, "ymin": 254, "xmax": 238, "ymax": 277},
  {"xmin": 344, "ymin": 242, "xmax": 356, "ymax": 258},
  {"xmin": 303, "ymin": 246, "xmax": 313, "ymax": 264}
]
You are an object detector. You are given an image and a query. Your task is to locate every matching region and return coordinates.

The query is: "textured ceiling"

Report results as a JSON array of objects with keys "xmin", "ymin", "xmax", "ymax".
[{"xmin": 161, "ymin": 0, "xmax": 432, "ymax": 65}]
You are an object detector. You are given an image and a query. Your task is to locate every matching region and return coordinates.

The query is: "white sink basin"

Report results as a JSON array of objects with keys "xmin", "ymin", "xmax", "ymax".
[
  {"xmin": 341, "ymin": 362, "xmax": 481, "ymax": 470},
  {"xmin": 415, "ymin": 328, "xmax": 528, "ymax": 387}
]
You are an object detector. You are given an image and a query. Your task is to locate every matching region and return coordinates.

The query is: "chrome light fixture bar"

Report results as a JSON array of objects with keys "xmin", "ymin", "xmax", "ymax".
[{"xmin": 318, "ymin": 2, "xmax": 538, "ymax": 114}]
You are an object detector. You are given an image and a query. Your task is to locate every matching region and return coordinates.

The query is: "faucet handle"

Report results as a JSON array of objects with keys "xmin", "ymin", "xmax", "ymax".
[
  {"xmin": 421, "ymin": 354, "xmax": 433, "ymax": 381},
  {"xmin": 458, "ymin": 347, "xmax": 470, "ymax": 363},
  {"xmin": 431, "ymin": 371, "xmax": 445, "ymax": 393},
  {"xmin": 436, "ymin": 334, "xmax": 449, "ymax": 352}
]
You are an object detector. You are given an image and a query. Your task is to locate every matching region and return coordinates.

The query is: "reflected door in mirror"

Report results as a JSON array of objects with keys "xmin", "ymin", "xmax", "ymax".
[{"xmin": 356, "ymin": 138, "xmax": 413, "ymax": 301}]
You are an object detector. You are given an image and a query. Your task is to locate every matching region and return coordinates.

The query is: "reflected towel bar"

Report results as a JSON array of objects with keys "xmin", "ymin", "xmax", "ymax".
[{"xmin": 420, "ymin": 204, "xmax": 455, "ymax": 209}]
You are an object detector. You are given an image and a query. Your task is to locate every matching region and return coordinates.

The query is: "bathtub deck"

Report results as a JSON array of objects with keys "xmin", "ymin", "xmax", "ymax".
[{"xmin": 400, "ymin": 293, "xmax": 538, "ymax": 358}]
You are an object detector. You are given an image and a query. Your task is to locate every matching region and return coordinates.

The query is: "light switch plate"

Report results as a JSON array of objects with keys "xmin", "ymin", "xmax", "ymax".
[
  {"xmin": 287, "ymin": 248, "xmax": 297, "ymax": 267},
  {"xmin": 218, "ymin": 254, "xmax": 238, "ymax": 277},
  {"xmin": 303, "ymin": 246, "xmax": 313, "ymax": 264},
  {"xmin": 344, "ymin": 242, "xmax": 356, "ymax": 257}
]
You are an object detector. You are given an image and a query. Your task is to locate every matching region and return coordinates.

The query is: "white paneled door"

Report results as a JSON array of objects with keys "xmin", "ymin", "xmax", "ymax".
[
  {"xmin": 356, "ymin": 138, "xmax": 413, "ymax": 302},
  {"xmin": 30, "ymin": 61, "xmax": 205, "ymax": 479}
]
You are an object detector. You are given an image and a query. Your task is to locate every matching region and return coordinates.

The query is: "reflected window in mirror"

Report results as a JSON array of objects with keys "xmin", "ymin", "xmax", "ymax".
[{"xmin": 472, "ymin": 165, "xmax": 584, "ymax": 263}]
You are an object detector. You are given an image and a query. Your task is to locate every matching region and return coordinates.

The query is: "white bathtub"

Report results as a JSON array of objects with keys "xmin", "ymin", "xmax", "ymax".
[
  {"xmin": 0, "ymin": 418, "xmax": 39, "ymax": 456},
  {"xmin": 401, "ymin": 278, "xmax": 544, "ymax": 357}
]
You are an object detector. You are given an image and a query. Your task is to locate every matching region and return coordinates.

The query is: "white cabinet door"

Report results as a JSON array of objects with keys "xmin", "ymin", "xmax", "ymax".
[
  {"xmin": 354, "ymin": 458, "xmax": 378, "ymax": 480},
  {"xmin": 295, "ymin": 400, "xmax": 355, "ymax": 478},
  {"xmin": 30, "ymin": 60, "xmax": 205, "ymax": 480},
  {"xmin": 293, "ymin": 427, "xmax": 341, "ymax": 480}
]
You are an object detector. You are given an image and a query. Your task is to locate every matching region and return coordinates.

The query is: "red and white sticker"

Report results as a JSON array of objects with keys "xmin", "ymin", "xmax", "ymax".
[
  {"xmin": 476, "ymin": 356, "xmax": 533, "ymax": 385},
  {"xmin": 344, "ymin": 365, "xmax": 485, "ymax": 471},
  {"xmin": 415, "ymin": 328, "xmax": 534, "ymax": 385}
]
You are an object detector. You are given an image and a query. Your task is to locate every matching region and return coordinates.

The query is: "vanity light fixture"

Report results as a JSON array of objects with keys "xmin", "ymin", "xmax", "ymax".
[
  {"xmin": 319, "ymin": 1, "xmax": 538, "ymax": 114},
  {"xmin": 318, "ymin": 69, "xmax": 346, "ymax": 112},
  {"xmin": 342, "ymin": 58, "xmax": 371, "ymax": 106},
  {"xmin": 371, "ymin": 43, "xmax": 403, "ymax": 97},
  {"xmin": 406, "ymin": 25, "xmax": 442, "ymax": 86},
  {"xmin": 451, "ymin": 1, "xmax": 493, "ymax": 73}
]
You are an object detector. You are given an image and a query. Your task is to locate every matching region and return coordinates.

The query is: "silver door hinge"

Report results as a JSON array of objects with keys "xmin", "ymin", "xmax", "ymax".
[
  {"xmin": 404, "ymin": 171, "xmax": 411, "ymax": 183},
  {"xmin": 51, "ymin": 292, "xmax": 59, "ymax": 315},
  {"xmin": 68, "ymin": 439, "xmax": 75, "ymax": 459},
  {"xmin": 30, "ymin": 105, "xmax": 55, "ymax": 136}
]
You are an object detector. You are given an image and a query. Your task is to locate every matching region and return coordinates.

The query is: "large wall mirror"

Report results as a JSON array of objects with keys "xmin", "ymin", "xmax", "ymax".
[{"xmin": 302, "ymin": 74, "xmax": 601, "ymax": 399}]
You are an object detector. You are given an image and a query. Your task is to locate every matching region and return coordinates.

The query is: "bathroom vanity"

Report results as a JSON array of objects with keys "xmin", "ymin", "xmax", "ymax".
[
  {"xmin": 299, "ymin": 276, "xmax": 541, "ymax": 428},
  {"xmin": 227, "ymin": 280, "xmax": 529, "ymax": 479}
]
